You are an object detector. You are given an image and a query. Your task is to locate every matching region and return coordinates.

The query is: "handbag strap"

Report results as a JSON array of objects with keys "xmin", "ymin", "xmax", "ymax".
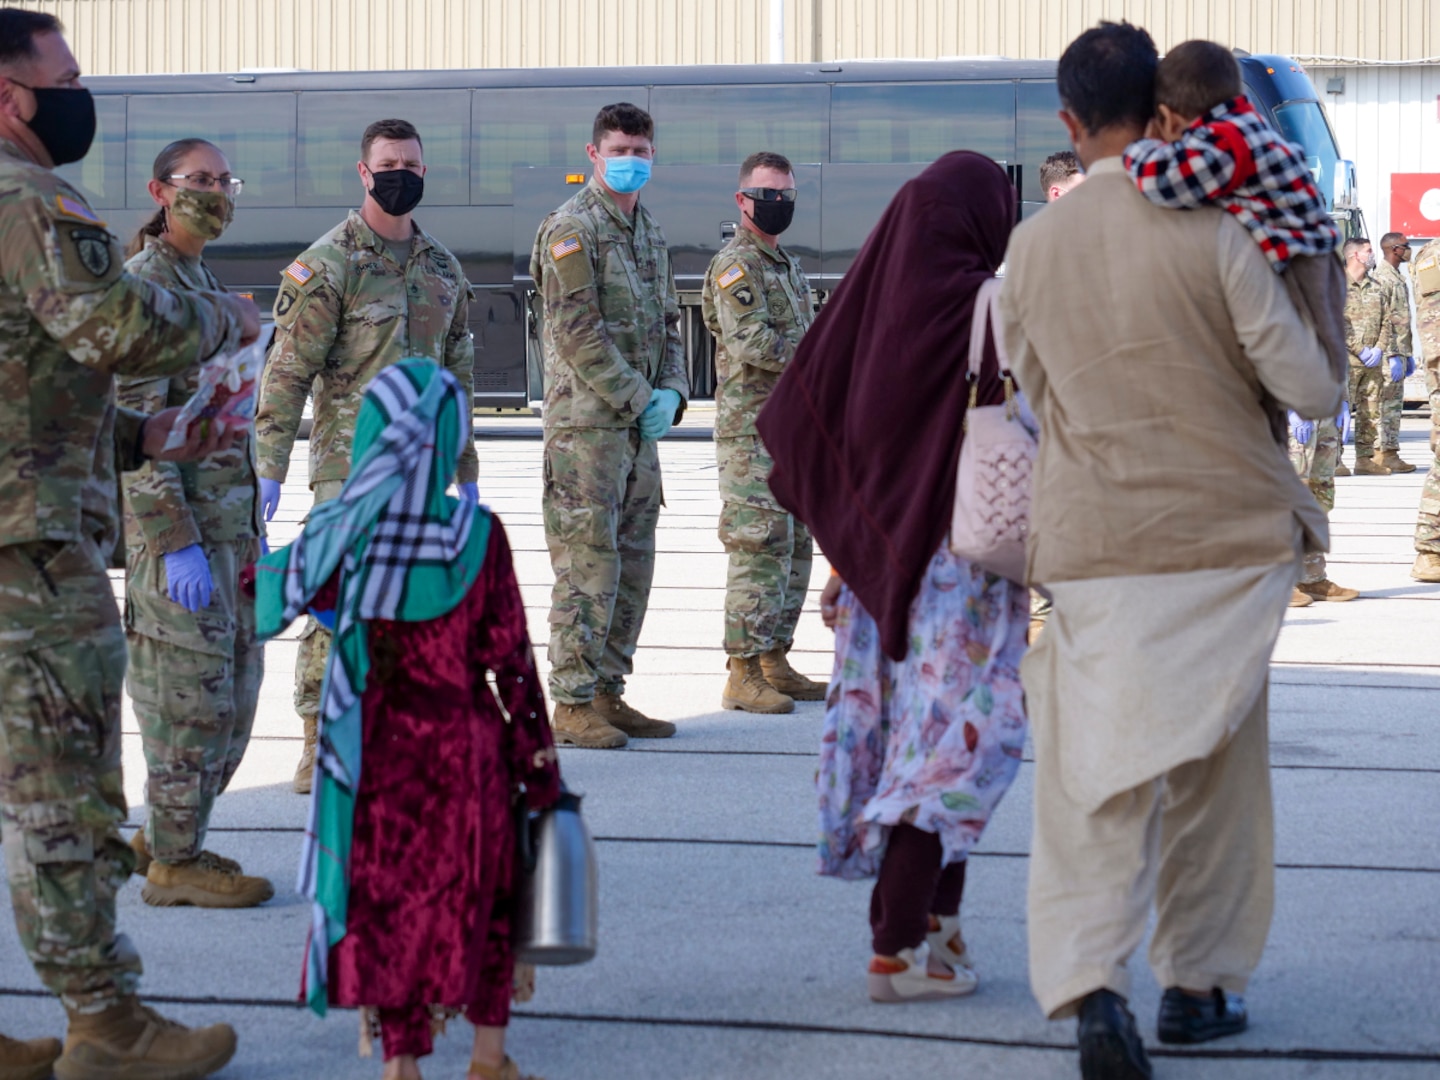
[{"xmin": 966, "ymin": 277, "xmax": 1010, "ymax": 380}]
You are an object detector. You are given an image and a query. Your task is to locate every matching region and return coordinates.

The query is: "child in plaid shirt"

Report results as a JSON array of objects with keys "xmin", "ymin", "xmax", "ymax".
[{"xmin": 1124, "ymin": 40, "xmax": 1342, "ymax": 269}]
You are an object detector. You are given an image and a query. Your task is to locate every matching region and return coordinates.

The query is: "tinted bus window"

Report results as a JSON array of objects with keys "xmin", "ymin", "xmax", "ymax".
[
  {"xmin": 299, "ymin": 91, "xmax": 469, "ymax": 207},
  {"xmin": 472, "ymin": 87, "xmax": 648, "ymax": 204},
  {"xmin": 1272, "ymin": 101, "xmax": 1340, "ymax": 213},
  {"xmin": 1015, "ymin": 81, "xmax": 1069, "ymax": 206},
  {"xmin": 127, "ymin": 93, "xmax": 297, "ymax": 208},
  {"xmin": 58, "ymin": 95, "xmax": 125, "ymax": 208},
  {"xmin": 831, "ymin": 82, "xmax": 1013, "ymax": 164},
  {"xmin": 648, "ymin": 85, "xmax": 828, "ymax": 165}
]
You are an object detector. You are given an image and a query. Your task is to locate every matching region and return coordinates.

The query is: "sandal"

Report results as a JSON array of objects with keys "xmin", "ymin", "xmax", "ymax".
[{"xmin": 467, "ymin": 1056, "xmax": 543, "ymax": 1080}]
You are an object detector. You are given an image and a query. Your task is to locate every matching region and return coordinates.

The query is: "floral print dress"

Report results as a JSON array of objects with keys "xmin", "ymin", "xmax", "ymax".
[{"xmin": 818, "ymin": 546, "xmax": 1029, "ymax": 880}]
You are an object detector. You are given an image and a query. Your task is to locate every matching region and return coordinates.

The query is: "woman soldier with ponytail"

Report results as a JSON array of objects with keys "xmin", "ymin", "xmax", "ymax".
[{"xmin": 117, "ymin": 139, "xmax": 273, "ymax": 908}]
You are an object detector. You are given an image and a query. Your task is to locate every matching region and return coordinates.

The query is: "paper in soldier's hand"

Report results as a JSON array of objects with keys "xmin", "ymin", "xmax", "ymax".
[{"xmin": 162, "ymin": 339, "xmax": 266, "ymax": 452}]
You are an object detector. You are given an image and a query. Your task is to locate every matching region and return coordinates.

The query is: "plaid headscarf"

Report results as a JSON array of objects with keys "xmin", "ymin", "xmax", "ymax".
[{"xmin": 251, "ymin": 357, "xmax": 489, "ymax": 1016}]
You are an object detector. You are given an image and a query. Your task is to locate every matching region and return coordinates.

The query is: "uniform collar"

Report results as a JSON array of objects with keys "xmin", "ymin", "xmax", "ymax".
[
  {"xmin": 586, "ymin": 177, "xmax": 640, "ymax": 231},
  {"xmin": 735, "ymin": 226, "xmax": 786, "ymax": 263},
  {"xmin": 0, "ymin": 137, "xmax": 32, "ymax": 166},
  {"xmin": 145, "ymin": 233, "xmax": 203, "ymax": 269},
  {"xmin": 346, "ymin": 208, "xmax": 434, "ymax": 259}
]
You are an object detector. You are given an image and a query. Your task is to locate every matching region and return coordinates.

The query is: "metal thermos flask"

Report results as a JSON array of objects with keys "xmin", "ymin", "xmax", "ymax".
[{"xmin": 516, "ymin": 789, "xmax": 597, "ymax": 965}]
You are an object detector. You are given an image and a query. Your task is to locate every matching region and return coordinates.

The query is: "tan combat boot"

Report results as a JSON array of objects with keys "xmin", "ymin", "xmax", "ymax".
[
  {"xmin": 1352, "ymin": 455, "xmax": 1391, "ymax": 476},
  {"xmin": 56, "ymin": 998, "xmax": 235, "ymax": 1080},
  {"xmin": 1333, "ymin": 460, "xmax": 1351, "ymax": 477},
  {"xmin": 593, "ymin": 692, "xmax": 676, "ymax": 738},
  {"xmin": 722, "ymin": 656, "xmax": 795, "ymax": 714},
  {"xmin": 758, "ymin": 647, "xmax": 827, "ymax": 701},
  {"xmin": 551, "ymin": 702, "xmax": 628, "ymax": 749},
  {"xmin": 141, "ymin": 855, "xmax": 274, "ymax": 909},
  {"xmin": 1375, "ymin": 449, "xmax": 1417, "ymax": 473},
  {"xmin": 0, "ymin": 1031, "xmax": 62, "ymax": 1080},
  {"xmin": 1412, "ymin": 553, "xmax": 1440, "ymax": 582},
  {"xmin": 1295, "ymin": 579, "xmax": 1360, "ymax": 603},
  {"xmin": 1288, "ymin": 588, "xmax": 1314, "ymax": 608},
  {"xmin": 129, "ymin": 830, "xmax": 241, "ymax": 879},
  {"xmin": 292, "ymin": 714, "xmax": 317, "ymax": 794}
]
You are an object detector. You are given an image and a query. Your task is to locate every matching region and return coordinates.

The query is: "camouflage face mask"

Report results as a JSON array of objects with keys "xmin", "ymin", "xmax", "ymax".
[{"xmin": 168, "ymin": 187, "xmax": 234, "ymax": 241}]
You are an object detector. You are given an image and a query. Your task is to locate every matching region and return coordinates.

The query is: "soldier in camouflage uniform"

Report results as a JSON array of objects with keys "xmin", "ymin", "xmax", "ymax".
[
  {"xmin": 1409, "ymin": 238, "xmax": 1440, "ymax": 582},
  {"xmin": 255, "ymin": 118, "xmax": 478, "ymax": 793},
  {"xmin": 117, "ymin": 138, "xmax": 272, "ymax": 910},
  {"xmin": 1341, "ymin": 237, "xmax": 1401, "ymax": 475},
  {"xmin": 531, "ymin": 103, "xmax": 689, "ymax": 749},
  {"xmin": 701, "ymin": 151, "xmax": 825, "ymax": 714},
  {"xmin": 0, "ymin": 11, "xmax": 258, "ymax": 1075},
  {"xmin": 1286, "ymin": 410, "xmax": 1358, "ymax": 603},
  {"xmin": 1373, "ymin": 232, "xmax": 1417, "ymax": 472}
]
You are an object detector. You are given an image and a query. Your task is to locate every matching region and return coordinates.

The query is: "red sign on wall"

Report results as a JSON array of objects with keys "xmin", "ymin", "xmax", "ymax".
[{"xmin": 1391, "ymin": 173, "xmax": 1440, "ymax": 235}]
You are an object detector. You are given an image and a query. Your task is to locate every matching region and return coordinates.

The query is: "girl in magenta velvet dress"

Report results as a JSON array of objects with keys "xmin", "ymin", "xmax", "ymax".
[{"xmin": 250, "ymin": 360, "xmax": 558, "ymax": 1080}]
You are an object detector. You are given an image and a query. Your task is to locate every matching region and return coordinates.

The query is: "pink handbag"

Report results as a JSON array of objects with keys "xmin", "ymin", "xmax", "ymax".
[{"xmin": 948, "ymin": 277, "xmax": 1037, "ymax": 585}]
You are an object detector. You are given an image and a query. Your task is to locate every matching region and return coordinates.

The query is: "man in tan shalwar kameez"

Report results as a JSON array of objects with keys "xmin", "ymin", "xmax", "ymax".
[{"xmin": 1000, "ymin": 22, "xmax": 1346, "ymax": 1080}]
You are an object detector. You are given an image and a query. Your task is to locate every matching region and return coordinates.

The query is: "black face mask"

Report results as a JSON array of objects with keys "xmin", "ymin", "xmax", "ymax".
[
  {"xmin": 18, "ymin": 85, "xmax": 96, "ymax": 166},
  {"xmin": 747, "ymin": 199, "xmax": 795, "ymax": 237},
  {"xmin": 367, "ymin": 169, "xmax": 424, "ymax": 216}
]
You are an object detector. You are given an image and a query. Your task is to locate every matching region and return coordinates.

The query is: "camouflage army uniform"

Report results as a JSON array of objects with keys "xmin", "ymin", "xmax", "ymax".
[
  {"xmin": 117, "ymin": 236, "xmax": 264, "ymax": 865},
  {"xmin": 255, "ymin": 209, "xmax": 477, "ymax": 725},
  {"xmin": 0, "ymin": 140, "xmax": 244, "ymax": 1012},
  {"xmin": 701, "ymin": 228, "xmax": 815, "ymax": 658},
  {"xmin": 531, "ymin": 179, "xmax": 688, "ymax": 704},
  {"xmin": 1372, "ymin": 257, "xmax": 1413, "ymax": 452},
  {"xmin": 1411, "ymin": 240, "xmax": 1440, "ymax": 554},
  {"xmin": 1289, "ymin": 415, "xmax": 1342, "ymax": 584},
  {"xmin": 1343, "ymin": 271, "xmax": 1397, "ymax": 463}
]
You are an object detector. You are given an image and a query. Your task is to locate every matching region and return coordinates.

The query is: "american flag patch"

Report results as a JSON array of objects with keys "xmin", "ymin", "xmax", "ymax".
[
  {"xmin": 717, "ymin": 265, "xmax": 745, "ymax": 289},
  {"xmin": 55, "ymin": 193, "xmax": 103, "ymax": 225},
  {"xmin": 550, "ymin": 234, "xmax": 582, "ymax": 260},
  {"xmin": 283, "ymin": 260, "xmax": 314, "ymax": 286}
]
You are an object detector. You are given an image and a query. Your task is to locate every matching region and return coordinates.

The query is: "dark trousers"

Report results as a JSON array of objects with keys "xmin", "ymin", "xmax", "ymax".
[{"xmin": 870, "ymin": 823, "xmax": 967, "ymax": 956}]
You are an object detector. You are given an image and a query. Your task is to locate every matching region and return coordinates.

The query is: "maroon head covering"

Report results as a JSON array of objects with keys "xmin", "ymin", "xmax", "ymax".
[{"xmin": 757, "ymin": 151, "xmax": 1015, "ymax": 661}]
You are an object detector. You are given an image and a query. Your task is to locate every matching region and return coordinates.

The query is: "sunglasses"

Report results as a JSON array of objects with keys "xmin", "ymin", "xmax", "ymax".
[{"xmin": 738, "ymin": 187, "xmax": 797, "ymax": 203}]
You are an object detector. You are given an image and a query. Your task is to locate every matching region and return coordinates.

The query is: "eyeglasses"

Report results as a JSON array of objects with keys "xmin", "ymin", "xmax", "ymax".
[
  {"xmin": 165, "ymin": 174, "xmax": 245, "ymax": 196},
  {"xmin": 739, "ymin": 187, "xmax": 797, "ymax": 203}
]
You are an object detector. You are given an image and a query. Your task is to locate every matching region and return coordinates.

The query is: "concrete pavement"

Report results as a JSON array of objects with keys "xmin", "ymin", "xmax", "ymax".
[{"xmin": 3, "ymin": 415, "xmax": 1439, "ymax": 1079}]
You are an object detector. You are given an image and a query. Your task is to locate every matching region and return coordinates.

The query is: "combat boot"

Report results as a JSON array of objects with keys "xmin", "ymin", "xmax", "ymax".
[
  {"xmin": 141, "ymin": 856, "xmax": 274, "ymax": 909},
  {"xmin": 1352, "ymin": 455, "xmax": 1391, "ymax": 476},
  {"xmin": 758, "ymin": 647, "xmax": 827, "ymax": 701},
  {"xmin": 1288, "ymin": 588, "xmax": 1314, "ymax": 608},
  {"xmin": 1376, "ymin": 449, "xmax": 1417, "ymax": 473},
  {"xmin": 1334, "ymin": 460, "xmax": 1351, "ymax": 477},
  {"xmin": 1295, "ymin": 579, "xmax": 1360, "ymax": 603},
  {"xmin": 551, "ymin": 702, "xmax": 628, "ymax": 749},
  {"xmin": 593, "ymin": 693, "xmax": 676, "ymax": 738},
  {"xmin": 129, "ymin": 830, "xmax": 241, "ymax": 879},
  {"xmin": 0, "ymin": 1031, "xmax": 62, "ymax": 1080},
  {"xmin": 1412, "ymin": 553, "xmax": 1440, "ymax": 582},
  {"xmin": 56, "ymin": 998, "xmax": 235, "ymax": 1080},
  {"xmin": 292, "ymin": 714, "xmax": 317, "ymax": 794},
  {"xmin": 722, "ymin": 656, "xmax": 795, "ymax": 714}
]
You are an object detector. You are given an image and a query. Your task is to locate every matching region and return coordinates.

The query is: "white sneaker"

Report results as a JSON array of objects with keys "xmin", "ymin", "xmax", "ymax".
[
  {"xmin": 867, "ymin": 943, "xmax": 978, "ymax": 1003},
  {"xmin": 927, "ymin": 914, "xmax": 976, "ymax": 970}
]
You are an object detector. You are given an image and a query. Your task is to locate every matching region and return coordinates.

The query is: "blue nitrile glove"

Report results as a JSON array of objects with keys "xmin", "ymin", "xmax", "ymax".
[
  {"xmin": 308, "ymin": 607, "xmax": 336, "ymax": 631},
  {"xmin": 459, "ymin": 481, "xmax": 479, "ymax": 505},
  {"xmin": 1338, "ymin": 400, "xmax": 1353, "ymax": 445},
  {"xmin": 1388, "ymin": 355, "xmax": 1406, "ymax": 383},
  {"xmin": 638, "ymin": 388, "xmax": 682, "ymax": 442},
  {"xmin": 260, "ymin": 536, "xmax": 270, "ymax": 556},
  {"xmin": 1406, "ymin": 356, "xmax": 1417, "ymax": 377},
  {"xmin": 1358, "ymin": 346, "xmax": 1382, "ymax": 367},
  {"xmin": 1287, "ymin": 411, "xmax": 1314, "ymax": 447},
  {"xmin": 164, "ymin": 544, "xmax": 213, "ymax": 612},
  {"xmin": 259, "ymin": 478, "xmax": 282, "ymax": 521}
]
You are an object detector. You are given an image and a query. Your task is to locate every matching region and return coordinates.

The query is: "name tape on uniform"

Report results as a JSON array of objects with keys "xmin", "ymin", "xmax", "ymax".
[
  {"xmin": 550, "ymin": 235, "xmax": 583, "ymax": 261},
  {"xmin": 55, "ymin": 194, "xmax": 104, "ymax": 226},
  {"xmin": 284, "ymin": 260, "xmax": 315, "ymax": 286},
  {"xmin": 717, "ymin": 265, "xmax": 746, "ymax": 289}
]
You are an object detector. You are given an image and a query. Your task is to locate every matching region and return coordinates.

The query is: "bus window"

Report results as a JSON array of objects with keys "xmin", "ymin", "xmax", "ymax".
[
  {"xmin": 1015, "ymin": 81, "xmax": 1068, "ymax": 205},
  {"xmin": 647, "ymin": 85, "xmax": 828, "ymax": 166},
  {"xmin": 830, "ymin": 82, "xmax": 1013, "ymax": 164},
  {"xmin": 299, "ymin": 91, "xmax": 470, "ymax": 207},
  {"xmin": 1271, "ymin": 101, "xmax": 1341, "ymax": 214},
  {"xmin": 57, "ymin": 95, "xmax": 125, "ymax": 208},
  {"xmin": 471, "ymin": 87, "xmax": 648, "ymax": 205},
  {"xmin": 126, "ymin": 93, "xmax": 297, "ymax": 207}
]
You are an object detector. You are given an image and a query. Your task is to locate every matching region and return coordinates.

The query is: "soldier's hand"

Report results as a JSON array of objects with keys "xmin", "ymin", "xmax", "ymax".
[
  {"xmin": 820, "ymin": 572, "xmax": 843, "ymax": 630},
  {"xmin": 143, "ymin": 406, "xmax": 239, "ymax": 462},
  {"xmin": 229, "ymin": 294, "xmax": 262, "ymax": 346}
]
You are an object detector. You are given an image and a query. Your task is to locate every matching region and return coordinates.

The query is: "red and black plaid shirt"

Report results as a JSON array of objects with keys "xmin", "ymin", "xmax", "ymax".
[{"xmin": 1124, "ymin": 96, "xmax": 1341, "ymax": 270}]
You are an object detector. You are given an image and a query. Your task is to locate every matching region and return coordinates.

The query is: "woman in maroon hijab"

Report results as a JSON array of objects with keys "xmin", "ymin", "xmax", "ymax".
[{"xmin": 758, "ymin": 151, "xmax": 1029, "ymax": 1002}]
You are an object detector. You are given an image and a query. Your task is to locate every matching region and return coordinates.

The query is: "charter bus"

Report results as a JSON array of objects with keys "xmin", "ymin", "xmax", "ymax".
[{"xmin": 63, "ymin": 53, "xmax": 1357, "ymax": 408}]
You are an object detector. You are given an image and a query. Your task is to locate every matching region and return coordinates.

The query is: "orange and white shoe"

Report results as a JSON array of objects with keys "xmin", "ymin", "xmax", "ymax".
[
  {"xmin": 867, "ymin": 944, "xmax": 978, "ymax": 1003},
  {"xmin": 926, "ymin": 914, "xmax": 976, "ymax": 971}
]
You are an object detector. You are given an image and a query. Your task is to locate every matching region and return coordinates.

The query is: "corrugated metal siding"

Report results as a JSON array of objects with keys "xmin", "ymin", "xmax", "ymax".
[
  {"xmin": 1311, "ymin": 64, "xmax": 1440, "ymax": 238},
  {"xmin": 12, "ymin": 0, "xmax": 1439, "ymax": 74}
]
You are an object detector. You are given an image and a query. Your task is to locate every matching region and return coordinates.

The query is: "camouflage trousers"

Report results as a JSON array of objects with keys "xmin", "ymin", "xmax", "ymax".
[
  {"xmin": 1381, "ymin": 373, "xmax": 1405, "ymax": 452},
  {"xmin": 1348, "ymin": 364, "xmax": 1389, "ymax": 461},
  {"xmin": 543, "ymin": 427, "xmax": 661, "ymax": 704},
  {"xmin": 0, "ymin": 536, "xmax": 141, "ymax": 1013},
  {"xmin": 126, "ymin": 539, "xmax": 264, "ymax": 864},
  {"xmin": 1289, "ymin": 416, "xmax": 1341, "ymax": 584},
  {"xmin": 295, "ymin": 480, "xmax": 345, "ymax": 723},
  {"xmin": 1415, "ymin": 450, "xmax": 1440, "ymax": 554},
  {"xmin": 716, "ymin": 437, "xmax": 812, "ymax": 658}
]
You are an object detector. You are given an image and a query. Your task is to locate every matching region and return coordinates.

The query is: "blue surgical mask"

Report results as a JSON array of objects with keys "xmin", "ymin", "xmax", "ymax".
[{"xmin": 601, "ymin": 154, "xmax": 651, "ymax": 194}]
